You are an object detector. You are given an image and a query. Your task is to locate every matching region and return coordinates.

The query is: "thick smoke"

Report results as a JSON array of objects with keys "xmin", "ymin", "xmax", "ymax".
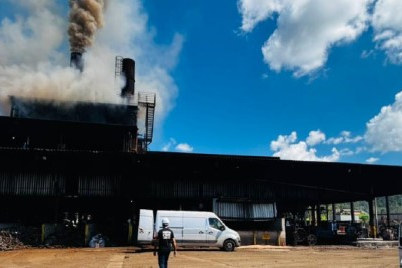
[
  {"xmin": 68, "ymin": 0, "xmax": 106, "ymax": 53},
  {"xmin": 0, "ymin": 0, "xmax": 120, "ymax": 115},
  {"xmin": 0, "ymin": 0, "xmax": 181, "ymax": 140}
]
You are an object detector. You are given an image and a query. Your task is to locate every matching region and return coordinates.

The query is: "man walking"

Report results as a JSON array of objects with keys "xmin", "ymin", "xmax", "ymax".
[{"xmin": 154, "ymin": 217, "xmax": 177, "ymax": 268}]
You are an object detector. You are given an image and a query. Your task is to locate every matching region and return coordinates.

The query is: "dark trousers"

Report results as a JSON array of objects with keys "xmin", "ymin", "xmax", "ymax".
[{"xmin": 158, "ymin": 251, "xmax": 171, "ymax": 268}]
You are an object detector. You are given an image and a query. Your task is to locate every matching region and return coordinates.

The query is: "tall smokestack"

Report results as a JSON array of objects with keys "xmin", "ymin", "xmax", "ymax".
[
  {"xmin": 121, "ymin": 58, "xmax": 135, "ymax": 98},
  {"xmin": 68, "ymin": 0, "xmax": 106, "ymax": 71},
  {"xmin": 70, "ymin": 52, "xmax": 83, "ymax": 72}
]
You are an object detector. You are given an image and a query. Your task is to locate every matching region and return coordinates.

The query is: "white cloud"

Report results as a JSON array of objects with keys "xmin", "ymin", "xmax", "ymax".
[
  {"xmin": 270, "ymin": 131, "xmax": 340, "ymax": 162},
  {"xmin": 339, "ymin": 148, "xmax": 355, "ymax": 156},
  {"xmin": 371, "ymin": 0, "xmax": 402, "ymax": 64},
  {"xmin": 161, "ymin": 138, "xmax": 193, "ymax": 153},
  {"xmin": 238, "ymin": 0, "xmax": 372, "ymax": 77},
  {"xmin": 366, "ymin": 157, "xmax": 379, "ymax": 164},
  {"xmin": 175, "ymin": 143, "xmax": 194, "ymax": 153},
  {"xmin": 269, "ymin": 130, "xmax": 367, "ymax": 162},
  {"xmin": 306, "ymin": 130, "xmax": 325, "ymax": 146},
  {"xmin": 237, "ymin": 0, "xmax": 284, "ymax": 32},
  {"xmin": 326, "ymin": 131, "xmax": 363, "ymax": 145},
  {"xmin": 364, "ymin": 91, "xmax": 402, "ymax": 152},
  {"xmin": 161, "ymin": 138, "xmax": 177, "ymax": 152},
  {"xmin": 237, "ymin": 0, "xmax": 402, "ymax": 162},
  {"xmin": 270, "ymin": 131, "xmax": 298, "ymax": 152}
]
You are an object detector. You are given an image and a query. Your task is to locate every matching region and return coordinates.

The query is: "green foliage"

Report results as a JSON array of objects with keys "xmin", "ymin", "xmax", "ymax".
[
  {"xmin": 376, "ymin": 195, "xmax": 402, "ymax": 213},
  {"xmin": 359, "ymin": 213, "xmax": 369, "ymax": 224}
]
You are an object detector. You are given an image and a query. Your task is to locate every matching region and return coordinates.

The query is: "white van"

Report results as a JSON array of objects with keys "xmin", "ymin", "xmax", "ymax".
[{"xmin": 137, "ymin": 209, "xmax": 241, "ymax": 251}]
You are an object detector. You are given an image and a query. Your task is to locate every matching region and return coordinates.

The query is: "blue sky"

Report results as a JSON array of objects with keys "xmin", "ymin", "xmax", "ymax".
[{"xmin": 1, "ymin": 1, "xmax": 402, "ymax": 166}]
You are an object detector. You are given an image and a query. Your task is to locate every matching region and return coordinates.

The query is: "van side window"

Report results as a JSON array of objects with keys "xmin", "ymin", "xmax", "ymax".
[{"xmin": 209, "ymin": 218, "xmax": 223, "ymax": 230}]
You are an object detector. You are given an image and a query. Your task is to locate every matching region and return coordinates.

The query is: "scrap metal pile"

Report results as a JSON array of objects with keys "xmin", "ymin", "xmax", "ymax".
[
  {"xmin": 0, "ymin": 229, "xmax": 32, "ymax": 251},
  {"xmin": 0, "ymin": 225, "xmax": 84, "ymax": 251}
]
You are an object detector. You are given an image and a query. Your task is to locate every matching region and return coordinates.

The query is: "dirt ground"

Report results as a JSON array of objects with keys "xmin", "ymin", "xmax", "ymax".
[{"xmin": 0, "ymin": 245, "xmax": 399, "ymax": 268}]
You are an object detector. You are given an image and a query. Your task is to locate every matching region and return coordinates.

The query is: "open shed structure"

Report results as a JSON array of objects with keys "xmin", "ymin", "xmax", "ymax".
[
  {"xmin": 1, "ymin": 55, "xmax": 401, "ymax": 246},
  {"xmin": 0, "ymin": 140, "xmax": 402, "ymax": 245}
]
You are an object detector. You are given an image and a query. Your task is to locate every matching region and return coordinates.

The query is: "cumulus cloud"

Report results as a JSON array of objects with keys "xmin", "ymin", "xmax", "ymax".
[
  {"xmin": 161, "ymin": 138, "xmax": 176, "ymax": 151},
  {"xmin": 161, "ymin": 138, "xmax": 193, "ymax": 153},
  {"xmin": 306, "ymin": 130, "xmax": 325, "ymax": 146},
  {"xmin": 175, "ymin": 143, "xmax": 193, "ymax": 153},
  {"xmin": 366, "ymin": 157, "xmax": 379, "ymax": 164},
  {"xmin": 269, "ymin": 129, "xmax": 367, "ymax": 162},
  {"xmin": 238, "ymin": 0, "xmax": 402, "ymax": 161},
  {"xmin": 364, "ymin": 92, "xmax": 402, "ymax": 152},
  {"xmin": 371, "ymin": 0, "xmax": 402, "ymax": 64},
  {"xmin": 0, "ymin": 0, "xmax": 182, "ymax": 139},
  {"xmin": 237, "ymin": 0, "xmax": 372, "ymax": 77},
  {"xmin": 326, "ymin": 131, "xmax": 363, "ymax": 145},
  {"xmin": 237, "ymin": 0, "xmax": 284, "ymax": 32},
  {"xmin": 270, "ymin": 131, "xmax": 340, "ymax": 162}
]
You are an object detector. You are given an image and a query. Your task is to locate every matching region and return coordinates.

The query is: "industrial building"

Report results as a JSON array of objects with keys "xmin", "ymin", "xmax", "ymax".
[{"xmin": 1, "ymin": 50, "xmax": 402, "ymax": 247}]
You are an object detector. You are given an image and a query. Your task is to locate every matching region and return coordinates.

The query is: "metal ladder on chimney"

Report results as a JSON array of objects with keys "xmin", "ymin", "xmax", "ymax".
[
  {"xmin": 115, "ymin": 56, "xmax": 123, "ymax": 80},
  {"xmin": 138, "ymin": 92, "xmax": 156, "ymax": 146}
]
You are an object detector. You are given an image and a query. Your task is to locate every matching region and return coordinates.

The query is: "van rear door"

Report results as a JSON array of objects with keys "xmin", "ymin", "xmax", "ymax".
[{"xmin": 137, "ymin": 209, "xmax": 154, "ymax": 245}]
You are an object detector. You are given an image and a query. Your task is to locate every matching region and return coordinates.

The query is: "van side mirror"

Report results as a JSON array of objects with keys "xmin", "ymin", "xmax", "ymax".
[{"xmin": 220, "ymin": 226, "xmax": 225, "ymax": 231}]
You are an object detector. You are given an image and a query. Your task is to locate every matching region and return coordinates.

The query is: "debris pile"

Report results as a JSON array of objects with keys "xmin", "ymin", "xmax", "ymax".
[
  {"xmin": 0, "ymin": 230, "xmax": 29, "ymax": 251},
  {"xmin": 0, "ymin": 226, "xmax": 43, "ymax": 251}
]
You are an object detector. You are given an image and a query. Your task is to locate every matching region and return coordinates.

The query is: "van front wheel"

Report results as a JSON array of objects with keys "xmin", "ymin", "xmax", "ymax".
[{"xmin": 223, "ymin": 239, "xmax": 235, "ymax": 251}]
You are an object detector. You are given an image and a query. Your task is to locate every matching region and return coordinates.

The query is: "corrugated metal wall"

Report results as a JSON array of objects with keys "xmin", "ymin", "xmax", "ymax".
[
  {"xmin": 78, "ymin": 175, "xmax": 121, "ymax": 197},
  {"xmin": 213, "ymin": 200, "xmax": 277, "ymax": 220},
  {"xmin": 0, "ymin": 171, "xmax": 65, "ymax": 196},
  {"xmin": 251, "ymin": 203, "xmax": 277, "ymax": 219},
  {"xmin": 149, "ymin": 180, "xmax": 276, "ymax": 200},
  {"xmin": 0, "ymin": 171, "xmax": 122, "ymax": 197}
]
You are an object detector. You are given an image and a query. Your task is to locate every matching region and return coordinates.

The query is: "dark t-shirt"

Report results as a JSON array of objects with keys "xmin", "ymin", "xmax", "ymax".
[{"xmin": 157, "ymin": 227, "xmax": 175, "ymax": 253}]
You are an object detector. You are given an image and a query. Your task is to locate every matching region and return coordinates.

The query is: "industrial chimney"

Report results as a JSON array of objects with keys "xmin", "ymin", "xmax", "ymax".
[
  {"xmin": 70, "ymin": 51, "xmax": 83, "ymax": 72},
  {"xmin": 121, "ymin": 58, "xmax": 135, "ymax": 97}
]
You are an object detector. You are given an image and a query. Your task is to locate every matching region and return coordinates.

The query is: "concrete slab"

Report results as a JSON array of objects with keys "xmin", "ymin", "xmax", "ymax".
[{"xmin": 353, "ymin": 238, "xmax": 398, "ymax": 248}]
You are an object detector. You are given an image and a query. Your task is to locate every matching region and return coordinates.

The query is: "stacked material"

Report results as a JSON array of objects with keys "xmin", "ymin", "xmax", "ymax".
[{"xmin": 0, "ymin": 230, "xmax": 28, "ymax": 251}]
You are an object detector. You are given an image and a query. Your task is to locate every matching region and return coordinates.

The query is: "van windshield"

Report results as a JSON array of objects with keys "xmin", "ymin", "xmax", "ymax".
[{"xmin": 209, "ymin": 218, "xmax": 224, "ymax": 230}]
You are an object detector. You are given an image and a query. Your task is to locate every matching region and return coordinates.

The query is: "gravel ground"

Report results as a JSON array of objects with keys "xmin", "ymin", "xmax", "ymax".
[{"xmin": 0, "ymin": 245, "xmax": 399, "ymax": 268}]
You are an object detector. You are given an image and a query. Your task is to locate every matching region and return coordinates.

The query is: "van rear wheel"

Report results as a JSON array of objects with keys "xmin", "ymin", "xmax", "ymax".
[{"xmin": 223, "ymin": 240, "xmax": 235, "ymax": 251}]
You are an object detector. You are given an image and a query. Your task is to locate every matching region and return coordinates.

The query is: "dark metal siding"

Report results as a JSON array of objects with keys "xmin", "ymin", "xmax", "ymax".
[
  {"xmin": 78, "ymin": 175, "xmax": 121, "ymax": 197},
  {"xmin": 147, "ymin": 180, "xmax": 276, "ymax": 200},
  {"xmin": 0, "ymin": 171, "xmax": 122, "ymax": 198},
  {"xmin": 213, "ymin": 200, "xmax": 277, "ymax": 220},
  {"xmin": 0, "ymin": 171, "xmax": 64, "ymax": 196}
]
